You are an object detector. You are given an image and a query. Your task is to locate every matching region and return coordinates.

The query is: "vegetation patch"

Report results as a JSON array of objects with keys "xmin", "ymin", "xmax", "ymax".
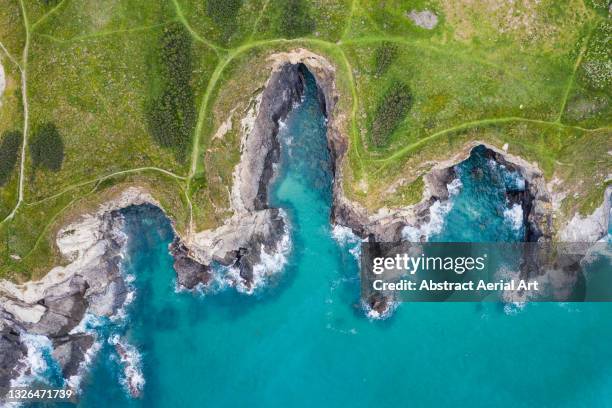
[
  {"xmin": 146, "ymin": 23, "xmax": 196, "ymax": 161},
  {"xmin": 0, "ymin": 130, "xmax": 21, "ymax": 187},
  {"xmin": 0, "ymin": 0, "xmax": 609, "ymax": 279},
  {"xmin": 30, "ymin": 123, "xmax": 64, "ymax": 172},
  {"xmin": 370, "ymin": 82, "xmax": 413, "ymax": 147},
  {"xmin": 206, "ymin": 0, "xmax": 244, "ymax": 41},
  {"xmin": 273, "ymin": 0, "xmax": 315, "ymax": 39},
  {"xmin": 373, "ymin": 42, "xmax": 398, "ymax": 77}
]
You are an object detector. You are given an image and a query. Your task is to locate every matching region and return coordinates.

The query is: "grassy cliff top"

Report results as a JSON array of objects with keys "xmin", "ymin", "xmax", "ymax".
[{"xmin": 0, "ymin": 0, "xmax": 610, "ymax": 281}]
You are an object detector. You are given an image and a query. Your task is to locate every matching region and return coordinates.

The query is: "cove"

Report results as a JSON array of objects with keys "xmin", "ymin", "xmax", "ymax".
[{"xmin": 64, "ymin": 68, "xmax": 612, "ymax": 407}]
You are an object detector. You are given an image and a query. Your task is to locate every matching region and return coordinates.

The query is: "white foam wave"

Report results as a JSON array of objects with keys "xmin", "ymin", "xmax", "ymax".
[
  {"xmin": 331, "ymin": 224, "xmax": 362, "ymax": 261},
  {"xmin": 221, "ymin": 211, "xmax": 293, "ymax": 295},
  {"xmin": 402, "ymin": 178, "xmax": 462, "ymax": 242},
  {"xmin": 10, "ymin": 334, "xmax": 53, "ymax": 388},
  {"xmin": 362, "ymin": 299, "xmax": 398, "ymax": 320},
  {"xmin": 503, "ymin": 302, "xmax": 526, "ymax": 315},
  {"xmin": 65, "ymin": 340, "xmax": 101, "ymax": 392},
  {"xmin": 64, "ymin": 313, "xmax": 108, "ymax": 392},
  {"xmin": 109, "ymin": 335, "xmax": 145, "ymax": 398},
  {"xmin": 503, "ymin": 203, "xmax": 524, "ymax": 231}
]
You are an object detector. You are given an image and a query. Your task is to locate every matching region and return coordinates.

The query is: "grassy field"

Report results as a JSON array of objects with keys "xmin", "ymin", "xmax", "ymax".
[{"xmin": 0, "ymin": 0, "xmax": 610, "ymax": 280}]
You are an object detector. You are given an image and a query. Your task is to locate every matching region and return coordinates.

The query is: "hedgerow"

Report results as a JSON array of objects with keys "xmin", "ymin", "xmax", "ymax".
[
  {"xmin": 30, "ymin": 123, "xmax": 64, "ymax": 172},
  {"xmin": 0, "ymin": 130, "xmax": 21, "ymax": 186},
  {"xmin": 370, "ymin": 82, "xmax": 412, "ymax": 147},
  {"xmin": 146, "ymin": 23, "xmax": 196, "ymax": 160}
]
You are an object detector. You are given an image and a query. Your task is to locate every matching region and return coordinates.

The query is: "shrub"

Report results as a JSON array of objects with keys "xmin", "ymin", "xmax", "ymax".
[
  {"xmin": 370, "ymin": 82, "xmax": 413, "ymax": 147},
  {"xmin": 146, "ymin": 23, "xmax": 196, "ymax": 160},
  {"xmin": 206, "ymin": 0, "xmax": 243, "ymax": 40},
  {"xmin": 374, "ymin": 42, "xmax": 398, "ymax": 77},
  {"xmin": 275, "ymin": 0, "xmax": 315, "ymax": 39},
  {"xmin": 30, "ymin": 123, "xmax": 64, "ymax": 172},
  {"xmin": 0, "ymin": 130, "xmax": 21, "ymax": 186}
]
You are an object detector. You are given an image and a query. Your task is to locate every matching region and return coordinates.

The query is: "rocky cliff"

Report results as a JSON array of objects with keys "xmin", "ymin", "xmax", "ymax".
[{"xmin": 1, "ymin": 48, "xmax": 609, "ymax": 389}]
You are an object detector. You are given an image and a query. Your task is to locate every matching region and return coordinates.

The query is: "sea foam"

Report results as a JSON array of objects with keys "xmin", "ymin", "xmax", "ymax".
[
  {"xmin": 109, "ymin": 335, "xmax": 145, "ymax": 398},
  {"xmin": 10, "ymin": 334, "xmax": 54, "ymax": 388},
  {"xmin": 331, "ymin": 224, "xmax": 362, "ymax": 261},
  {"xmin": 503, "ymin": 203, "xmax": 524, "ymax": 231},
  {"xmin": 402, "ymin": 178, "xmax": 463, "ymax": 242}
]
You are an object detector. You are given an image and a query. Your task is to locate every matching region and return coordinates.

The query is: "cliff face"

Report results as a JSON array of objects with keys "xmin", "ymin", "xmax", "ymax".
[
  {"xmin": 0, "ymin": 48, "xmax": 608, "ymax": 387},
  {"xmin": 0, "ymin": 188, "xmax": 151, "ymax": 388}
]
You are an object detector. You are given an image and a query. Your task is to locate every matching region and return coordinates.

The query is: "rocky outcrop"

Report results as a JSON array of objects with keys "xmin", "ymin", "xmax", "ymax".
[
  {"xmin": 52, "ymin": 333, "xmax": 95, "ymax": 379},
  {"xmin": 0, "ymin": 188, "xmax": 151, "ymax": 390},
  {"xmin": 232, "ymin": 64, "xmax": 304, "ymax": 212},
  {"xmin": 170, "ymin": 240, "xmax": 212, "ymax": 290},
  {"xmin": 0, "ymin": 325, "xmax": 26, "ymax": 388},
  {"xmin": 177, "ymin": 63, "xmax": 304, "ymax": 291},
  {"xmin": 559, "ymin": 186, "xmax": 611, "ymax": 242}
]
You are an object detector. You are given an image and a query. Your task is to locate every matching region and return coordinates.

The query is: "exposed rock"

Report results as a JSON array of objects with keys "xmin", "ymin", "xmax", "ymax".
[
  {"xmin": 186, "ymin": 58, "xmax": 308, "ymax": 289},
  {"xmin": 30, "ymin": 285, "xmax": 88, "ymax": 337},
  {"xmin": 406, "ymin": 10, "xmax": 439, "ymax": 29},
  {"xmin": 52, "ymin": 334, "xmax": 95, "ymax": 379},
  {"xmin": 0, "ymin": 188, "xmax": 154, "ymax": 388},
  {"xmin": 0, "ymin": 326, "xmax": 26, "ymax": 388},
  {"xmin": 232, "ymin": 63, "xmax": 304, "ymax": 212},
  {"xmin": 170, "ymin": 240, "xmax": 212, "ymax": 289},
  {"xmin": 559, "ymin": 186, "xmax": 611, "ymax": 242}
]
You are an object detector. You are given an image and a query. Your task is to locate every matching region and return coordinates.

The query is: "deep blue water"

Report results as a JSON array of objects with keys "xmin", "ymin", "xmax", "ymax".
[{"xmin": 28, "ymin": 69, "xmax": 612, "ymax": 407}]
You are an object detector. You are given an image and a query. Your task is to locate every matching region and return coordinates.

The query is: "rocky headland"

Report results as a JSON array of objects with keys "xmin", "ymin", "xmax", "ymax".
[{"xmin": 1, "ymin": 48, "xmax": 609, "ymax": 389}]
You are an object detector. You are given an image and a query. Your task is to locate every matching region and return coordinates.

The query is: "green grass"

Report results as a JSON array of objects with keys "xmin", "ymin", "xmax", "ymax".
[{"xmin": 0, "ymin": 0, "xmax": 610, "ymax": 279}]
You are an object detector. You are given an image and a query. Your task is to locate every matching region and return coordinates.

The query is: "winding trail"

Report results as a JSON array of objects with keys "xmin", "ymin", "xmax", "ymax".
[
  {"xmin": 0, "ymin": 0, "xmax": 608, "ymax": 255},
  {"xmin": 1, "ymin": 0, "xmax": 30, "ymax": 227},
  {"xmin": 373, "ymin": 117, "xmax": 612, "ymax": 172},
  {"xmin": 25, "ymin": 167, "xmax": 186, "ymax": 207}
]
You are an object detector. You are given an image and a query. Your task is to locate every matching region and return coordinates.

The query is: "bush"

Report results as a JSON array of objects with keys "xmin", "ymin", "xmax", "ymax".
[
  {"xmin": 374, "ymin": 42, "xmax": 398, "ymax": 77},
  {"xmin": 0, "ymin": 130, "xmax": 21, "ymax": 186},
  {"xmin": 370, "ymin": 82, "xmax": 413, "ymax": 147},
  {"xmin": 30, "ymin": 123, "xmax": 64, "ymax": 172},
  {"xmin": 206, "ymin": 0, "xmax": 243, "ymax": 40},
  {"xmin": 275, "ymin": 0, "xmax": 315, "ymax": 39},
  {"xmin": 146, "ymin": 23, "xmax": 196, "ymax": 160}
]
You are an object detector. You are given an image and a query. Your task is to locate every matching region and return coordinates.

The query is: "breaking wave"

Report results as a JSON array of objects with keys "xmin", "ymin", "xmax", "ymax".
[
  {"xmin": 503, "ymin": 203, "xmax": 524, "ymax": 231},
  {"xmin": 9, "ymin": 334, "xmax": 54, "ymax": 388},
  {"xmin": 402, "ymin": 178, "xmax": 463, "ymax": 242},
  {"xmin": 109, "ymin": 335, "xmax": 145, "ymax": 398},
  {"xmin": 331, "ymin": 224, "xmax": 362, "ymax": 261}
]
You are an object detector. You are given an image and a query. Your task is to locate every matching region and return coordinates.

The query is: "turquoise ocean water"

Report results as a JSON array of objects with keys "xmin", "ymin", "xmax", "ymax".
[{"xmin": 31, "ymin": 69, "xmax": 612, "ymax": 407}]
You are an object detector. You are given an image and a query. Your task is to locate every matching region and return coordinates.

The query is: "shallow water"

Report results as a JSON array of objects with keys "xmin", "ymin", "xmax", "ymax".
[{"xmin": 31, "ymin": 69, "xmax": 612, "ymax": 407}]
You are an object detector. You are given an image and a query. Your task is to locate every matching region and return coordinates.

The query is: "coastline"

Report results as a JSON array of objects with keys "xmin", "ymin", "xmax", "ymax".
[{"xmin": 1, "ymin": 48, "xmax": 610, "ymax": 390}]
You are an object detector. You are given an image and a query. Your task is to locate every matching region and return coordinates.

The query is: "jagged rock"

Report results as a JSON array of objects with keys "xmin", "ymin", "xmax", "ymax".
[
  {"xmin": 0, "ymin": 327, "xmax": 26, "ymax": 388},
  {"xmin": 30, "ymin": 288, "xmax": 88, "ymax": 337},
  {"xmin": 170, "ymin": 240, "xmax": 212, "ymax": 289},
  {"xmin": 52, "ymin": 334, "xmax": 94, "ymax": 379},
  {"xmin": 232, "ymin": 64, "xmax": 304, "ymax": 212},
  {"xmin": 559, "ymin": 186, "xmax": 611, "ymax": 242},
  {"xmin": 191, "ymin": 209, "xmax": 287, "ymax": 287}
]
